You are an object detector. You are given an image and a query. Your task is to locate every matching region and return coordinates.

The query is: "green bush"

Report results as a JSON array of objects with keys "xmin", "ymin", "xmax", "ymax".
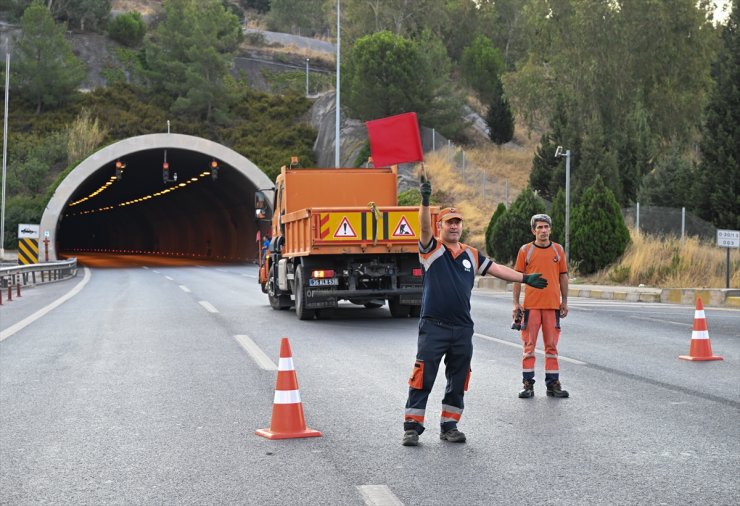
[
  {"xmin": 108, "ymin": 12, "xmax": 147, "ymax": 48},
  {"xmin": 570, "ymin": 175, "xmax": 630, "ymax": 274}
]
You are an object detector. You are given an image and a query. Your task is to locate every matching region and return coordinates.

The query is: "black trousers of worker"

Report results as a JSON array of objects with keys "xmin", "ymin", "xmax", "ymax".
[{"xmin": 404, "ymin": 318, "xmax": 474, "ymax": 435}]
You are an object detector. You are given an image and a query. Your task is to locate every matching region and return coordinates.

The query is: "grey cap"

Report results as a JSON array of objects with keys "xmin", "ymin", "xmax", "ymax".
[{"xmin": 530, "ymin": 213, "xmax": 552, "ymax": 229}]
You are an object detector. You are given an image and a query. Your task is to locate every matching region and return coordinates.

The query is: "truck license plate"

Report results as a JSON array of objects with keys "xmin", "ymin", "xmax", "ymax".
[{"xmin": 309, "ymin": 278, "xmax": 339, "ymax": 286}]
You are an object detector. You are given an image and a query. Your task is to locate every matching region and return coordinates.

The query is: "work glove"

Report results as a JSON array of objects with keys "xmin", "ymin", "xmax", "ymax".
[
  {"xmin": 420, "ymin": 173, "xmax": 432, "ymax": 206},
  {"xmin": 522, "ymin": 273, "xmax": 548, "ymax": 289}
]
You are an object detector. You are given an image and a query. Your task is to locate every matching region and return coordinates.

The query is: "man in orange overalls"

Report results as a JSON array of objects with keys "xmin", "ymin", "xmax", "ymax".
[{"xmin": 513, "ymin": 214, "xmax": 570, "ymax": 398}]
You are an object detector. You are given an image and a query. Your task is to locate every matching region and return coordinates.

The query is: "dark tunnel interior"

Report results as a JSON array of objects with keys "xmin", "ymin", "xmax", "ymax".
[{"xmin": 57, "ymin": 148, "xmax": 271, "ymax": 262}]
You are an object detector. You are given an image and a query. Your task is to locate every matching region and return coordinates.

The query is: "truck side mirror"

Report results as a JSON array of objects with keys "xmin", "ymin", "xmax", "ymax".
[{"xmin": 255, "ymin": 190, "xmax": 272, "ymax": 220}]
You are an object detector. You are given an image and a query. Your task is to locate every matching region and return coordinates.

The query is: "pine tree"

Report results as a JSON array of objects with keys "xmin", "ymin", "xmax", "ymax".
[
  {"xmin": 12, "ymin": 0, "xmax": 85, "ymax": 113},
  {"xmin": 570, "ymin": 176, "xmax": 630, "ymax": 274},
  {"xmin": 696, "ymin": 0, "xmax": 740, "ymax": 228}
]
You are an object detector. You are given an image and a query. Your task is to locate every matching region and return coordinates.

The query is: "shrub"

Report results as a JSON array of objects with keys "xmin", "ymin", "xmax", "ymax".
[
  {"xmin": 485, "ymin": 202, "xmax": 507, "ymax": 257},
  {"xmin": 108, "ymin": 12, "xmax": 147, "ymax": 48}
]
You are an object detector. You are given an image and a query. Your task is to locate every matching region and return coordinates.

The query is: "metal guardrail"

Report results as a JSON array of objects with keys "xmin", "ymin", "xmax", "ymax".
[{"xmin": 0, "ymin": 258, "xmax": 78, "ymax": 288}]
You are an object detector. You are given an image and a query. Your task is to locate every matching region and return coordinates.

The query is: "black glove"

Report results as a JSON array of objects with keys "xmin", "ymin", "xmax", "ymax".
[
  {"xmin": 420, "ymin": 173, "xmax": 431, "ymax": 206},
  {"xmin": 522, "ymin": 273, "xmax": 548, "ymax": 289}
]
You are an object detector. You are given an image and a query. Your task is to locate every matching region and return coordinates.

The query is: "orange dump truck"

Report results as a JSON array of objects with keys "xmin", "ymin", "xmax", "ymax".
[{"xmin": 257, "ymin": 164, "xmax": 435, "ymax": 319}]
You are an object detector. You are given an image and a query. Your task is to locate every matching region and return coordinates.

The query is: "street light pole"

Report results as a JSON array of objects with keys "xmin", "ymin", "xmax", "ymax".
[
  {"xmin": 334, "ymin": 0, "xmax": 341, "ymax": 168},
  {"xmin": 1, "ymin": 53, "xmax": 9, "ymax": 260},
  {"xmin": 305, "ymin": 58, "xmax": 310, "ymax": 97},
  {"xmin": 555, "ymin": 146, "xmax": 571, "ymax": 264}
]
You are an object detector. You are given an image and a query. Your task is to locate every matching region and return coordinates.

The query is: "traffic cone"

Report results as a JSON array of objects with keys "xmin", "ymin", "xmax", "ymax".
[
  {"xmin": 679, "ymin": 298, "xmax": 723, "ymax": 361},
  {"xmin": 256, "ymin": 337, "xmax": 322, "ymax": 440}
]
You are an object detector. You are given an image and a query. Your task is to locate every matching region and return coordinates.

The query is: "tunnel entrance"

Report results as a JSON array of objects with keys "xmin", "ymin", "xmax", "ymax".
[{"xmin": 39, "ymin": 134, "xmax": 275, "ymax": 263}]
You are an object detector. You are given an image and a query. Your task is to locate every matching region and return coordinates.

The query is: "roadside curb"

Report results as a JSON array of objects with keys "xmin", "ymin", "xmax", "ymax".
[{"xmin": 474, "ymin": 277, "xmax": 739, "ymax": 308}]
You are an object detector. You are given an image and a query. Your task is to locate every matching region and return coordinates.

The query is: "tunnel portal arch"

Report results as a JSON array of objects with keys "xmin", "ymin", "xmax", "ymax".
[{"xmin": 40, "ymin": 134, "xmax": 275, "ymax": 262}]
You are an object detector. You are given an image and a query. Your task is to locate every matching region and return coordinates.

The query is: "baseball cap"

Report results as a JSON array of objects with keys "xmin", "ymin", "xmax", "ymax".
[
  {"xmin": 438, "ymin": 207, "xmax": 463, "ymax": 223},
  {"xmin": 530, "ymin": 213, "xmax": 552, "ymax": 228}
]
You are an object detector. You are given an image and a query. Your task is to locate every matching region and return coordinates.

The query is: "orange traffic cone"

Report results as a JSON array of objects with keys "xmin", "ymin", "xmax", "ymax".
[
  {"xmin": 679, "ymin": 298, "xmax": 723, "ymax": 361},
  {"xmin": 256, "ymin": 337, "xmax": 322, "ymax": 440}
]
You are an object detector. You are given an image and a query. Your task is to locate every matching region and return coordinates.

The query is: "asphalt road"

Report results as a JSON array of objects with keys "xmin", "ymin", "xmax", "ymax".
[{"xmin": 1, "ymin": 261, "xmax": 738, "ymax": 505}]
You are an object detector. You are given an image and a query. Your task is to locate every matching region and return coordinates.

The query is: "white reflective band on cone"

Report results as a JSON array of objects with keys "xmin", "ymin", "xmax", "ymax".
[
  {"xmin": 278, "ymin": 357, "xmax": 295, "ymax": 370},
  {"xmin": 695, "ymin": 310, "xmax": 706, "ymax": 319},
  {"xmin": 691, "ymin": 330, "xmax": 710, "ymax": 339},
  {"xmin": 274, "ymin": 390, "xmax": 301, "ymax": 404}
]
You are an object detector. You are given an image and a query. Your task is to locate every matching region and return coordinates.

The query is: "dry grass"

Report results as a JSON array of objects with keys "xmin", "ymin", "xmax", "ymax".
[
  {"xmin": 419, "ymin": 124, "xmax": 538, "ymax": 251},
  {"xmin": 590, "ymin": 230, "xmax": 740, "ymax": 289},
  {"xmin": 111, "ymin": 0, "xmax": 160, "ymax": 15}
]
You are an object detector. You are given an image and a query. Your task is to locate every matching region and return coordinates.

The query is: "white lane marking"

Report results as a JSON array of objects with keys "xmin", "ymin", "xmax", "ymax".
[
  {"xmin": 198, "ymin": 301, "xmax": 219, "ymax": 313},
  {"xmin": 357, "ymin": 485, "xmax": 404, "ymax": 506},
  {"xmin": 1, "ymin": 267, "xmax": 92, "ymax": 342},
  {"xmin": 179, "ymin": 285, "xmax": 191, "ymax": 293},
  {"xmin": 629, "ymin": 315, "xmax": 691, "ymax": 327},
  {"xmin": 474, "ymin": 333, "xmax": 587, "ymax": 365},
  {"xmin": 242, "ymin": 273, "xmax": 257, "ymax": 278},
  {"xmin": 165, "ymin": 276, "xmax": 173, "ymax": 281},
  {"xmin": 234, "ymin": 335, "xmax": 277, "ymax": 370},
  {"xmin": 152, "ymin": 270, "xmax": 160, "ymax": 274}
]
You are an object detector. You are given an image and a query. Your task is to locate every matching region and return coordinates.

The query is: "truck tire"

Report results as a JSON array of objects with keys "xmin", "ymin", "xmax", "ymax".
[
  {"xmin": 294, "ymin": 266, "xmax": 316, "ymax": 320},
  {"xmin": 389, "ymin": 296, "xmax": 411, "ymax": 318},
  {"xmin": 268, "ymin": 265, "xmax": 291, "ymax": 310}
]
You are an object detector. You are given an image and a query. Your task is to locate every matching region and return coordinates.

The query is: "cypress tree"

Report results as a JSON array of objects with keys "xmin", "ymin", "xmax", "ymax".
[
  {"xmin": 485, "ymin": 202, "xmax": 508, "ymax": 257},
  {"xmin": 486, "ymin": 78, "xmax": 515, "ymax": 145},
  {"xmin": 696, "ymin": 0, "xmax": 740, "ymax": 228},
  {"xmin": 570, "ymin": 176, "xmax": 630, "ymax": 274},
  {"xmin": 491, "ymin": 189, "xmax": 546, "ymax": 264}
]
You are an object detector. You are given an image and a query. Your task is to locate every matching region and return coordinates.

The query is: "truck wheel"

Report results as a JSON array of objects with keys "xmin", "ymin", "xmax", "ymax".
[
  {"xmin": 389, "ymin": 296, "xmax": 411, "ymax": 318},
  {"xmin": 363, "ymin": 302, "xmax": 384, "ymax": 309},
  {"xmin": 294, "ymin": 266, "xmax": 316, "ymax": 320},
  {"xmin": 268, "ymin": 266, "xmax": 291, "ymax": 310}
]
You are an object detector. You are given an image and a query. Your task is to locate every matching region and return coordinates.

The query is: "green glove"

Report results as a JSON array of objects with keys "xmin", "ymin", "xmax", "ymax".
[
  {"xmin": 420, "ymin": 173, "xmax": 432, "ymax": 206},
  {"xmin": 522, "ymin": 273, "xmax": 548, "ymax": 289}
]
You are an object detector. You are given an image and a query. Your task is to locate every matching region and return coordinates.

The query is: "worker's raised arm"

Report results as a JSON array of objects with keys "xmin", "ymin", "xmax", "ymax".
[{"xmin": 419, "ymin": 169, "xmax": 433, "ymax": 247}]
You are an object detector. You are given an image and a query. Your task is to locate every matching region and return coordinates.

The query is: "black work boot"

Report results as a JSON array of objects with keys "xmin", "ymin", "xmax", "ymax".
[
  {"xmin": 518, "ymin": 380, "xmax": 535, "ymax": 398},
  {"xmin": 402, "ymin": 429, "xmax": 419, "ymax": 446},
  {"xmin": 546, "ymin": 380, "xmax": 569, "ymax": 398},
  {"xmin": 439, "ymin": 428, "xmax": 466, "ymax": 443}
]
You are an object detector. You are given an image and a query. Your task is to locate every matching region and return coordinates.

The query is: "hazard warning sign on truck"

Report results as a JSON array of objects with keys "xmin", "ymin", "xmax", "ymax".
[{"xmin": 316, "ymin": 211, "xmax": 421, "ymax": 242}]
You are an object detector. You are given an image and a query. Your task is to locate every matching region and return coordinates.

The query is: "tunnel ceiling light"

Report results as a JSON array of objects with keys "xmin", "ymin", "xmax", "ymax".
[{"xmin": 64, "ymin": 168, "xmax": 218, "ymax": 217}]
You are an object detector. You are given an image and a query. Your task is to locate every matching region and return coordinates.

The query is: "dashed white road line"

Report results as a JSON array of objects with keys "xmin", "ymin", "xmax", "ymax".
[
  {"xmin": 179, "ymin": 285, "xmax": 191, "ymax": 293},
  {"xmin": 198, "ymin": 301, "xmax": 219, "ymax": 313},
  {"xmin": 474, "ymin": 332, "xmax": 587, "ymax": 365},
  {"xmin": 1, "ymin": 267, "xmax": 91, "ymax": 342},
  {"xmin": 357, "ymin": 485, "xmax": 404, "ymax": 506},
  {"xmin": 234, "ymin": 334, "xmax": 277, "ymax": 370},
  {"xmin": 165, "ymin": 276, "xmax": 174, "ymax": 281}
]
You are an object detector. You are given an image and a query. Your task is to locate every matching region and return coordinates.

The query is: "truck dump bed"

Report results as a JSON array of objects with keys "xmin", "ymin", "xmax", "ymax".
[{"xmin": 281, "ymin": 206, "xmax": 424, "ymax": 256}]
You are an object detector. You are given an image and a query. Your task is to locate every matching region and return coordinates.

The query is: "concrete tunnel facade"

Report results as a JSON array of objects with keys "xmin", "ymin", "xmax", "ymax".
[{"xmin": 40, "ymin": 134, "xmax": 275, "ymax": 262}]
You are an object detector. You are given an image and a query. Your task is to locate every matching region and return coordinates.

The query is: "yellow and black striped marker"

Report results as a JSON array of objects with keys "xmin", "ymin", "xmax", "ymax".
[{"xmin": 18, "ymin": 238, "xmax": 39, "ymax": 265}]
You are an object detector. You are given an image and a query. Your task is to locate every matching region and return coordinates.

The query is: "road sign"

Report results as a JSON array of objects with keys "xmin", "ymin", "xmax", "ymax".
[
  {"xmin": 716, "ymin": 229, "xmax": 739, "ymax": 248},
  {"xmin": 18, "ymin": 224, "xmax": 39, "ymax": 239}
]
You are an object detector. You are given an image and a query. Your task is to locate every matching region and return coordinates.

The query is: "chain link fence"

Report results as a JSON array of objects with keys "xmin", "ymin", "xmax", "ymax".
[{"xmin": 622, "ymin": 205, "xmax": 716, "ymax": 241}]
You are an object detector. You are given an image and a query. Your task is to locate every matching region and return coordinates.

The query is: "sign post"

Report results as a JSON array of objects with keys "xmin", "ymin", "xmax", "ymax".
[{"xmin": 716, "ymin": 229, "xmax": 739, "ymax": 289}]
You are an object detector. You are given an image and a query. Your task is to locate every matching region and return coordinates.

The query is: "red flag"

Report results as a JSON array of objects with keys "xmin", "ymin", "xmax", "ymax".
[{"xmin": 366, "ymin": 112, "xmax": 423, "ymax": 167}]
